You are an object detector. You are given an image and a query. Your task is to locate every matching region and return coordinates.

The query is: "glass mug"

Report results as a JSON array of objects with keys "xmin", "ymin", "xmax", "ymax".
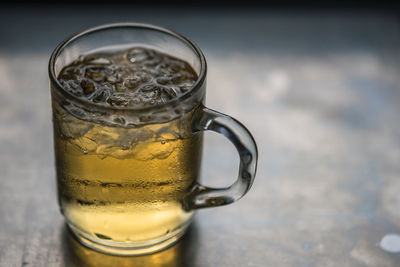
[{"xmin": 49, "ymin": 23, "xmax": 258, "ymax": 256}]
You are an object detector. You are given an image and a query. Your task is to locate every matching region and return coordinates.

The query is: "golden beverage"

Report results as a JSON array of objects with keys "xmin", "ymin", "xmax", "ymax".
[
  {"xmin": 52, "ymin": 46, "xmax": 203, "ymax": 251},
  {"xmin": 50, "ymin": 24, "xmax": 258, "ymax": 257}
]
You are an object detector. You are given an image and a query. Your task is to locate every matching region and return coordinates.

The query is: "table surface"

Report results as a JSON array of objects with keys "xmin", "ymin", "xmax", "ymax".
[{"xmin": 1, "ymin": 5, "xmax": 400, "ymax": 267}]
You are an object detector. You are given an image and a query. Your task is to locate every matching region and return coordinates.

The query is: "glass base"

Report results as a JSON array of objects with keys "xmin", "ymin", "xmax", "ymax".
[{"xmin": 67, "ymin": 220, "xmax": 192, "ymax": 256}]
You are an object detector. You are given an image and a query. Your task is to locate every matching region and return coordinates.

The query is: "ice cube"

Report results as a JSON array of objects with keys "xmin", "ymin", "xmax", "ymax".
[
  {"xmin": 85, "ymin": 67, "xmax": 105, "ymax": 82},
  {"xmin": 106, "ymin": 75, "xmax": 120, "ymax": 84},
  {"xmin": 63, "ymin": 80, "xmax": 83, "ymax": 96},
  {"xmin": 167, "ymin": 61, "xmax": 185, "ymax": 73},
  {"xmin": 161, "ymin": 86, "xmax": 177, "ymax": 100},
  {"xmin": 115, "ymin": 83, "xmax": 126, "ymax": 92},
  {"xmin": 124, "ymin": 76, "xmax": 141, "ymax": 90},
  {"xmin": 139, "ymin": 84, "xmax": 162, "ymax": 102},
  {"xmin": 87, "ymin": 57, "xmax": 111, "ymax": 65},
  {"xmin": 91, "ymin": 88, "xmax": 110, "ymax": 103},
  {"xmin": 107, "ymin": 93, "xmax": 130, "ymax": 107},
  {"xmin": 179, "ymin": 82, "xmax": 193, "ymax": 93},
  {"xmin": 58, "ymin": 46, "xmax": 197, "ymax": 108},
  {"xmin": 127, "ymin": 47, "xmax": 149, "ymax": 63},
  {"xmin": 80, "ymin": 79, "xmax": 96, "ymax": 95},
  {"xmin": 144, "ymin": 55, "xmax": 162, "ymax": 66},
  {"xmin": 156, "ymin": 75, "xmax": 171, "ymax": 85}
]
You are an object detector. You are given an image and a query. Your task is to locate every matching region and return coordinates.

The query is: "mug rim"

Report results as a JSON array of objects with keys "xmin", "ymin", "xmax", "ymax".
[{"xmin": 48, "ymin": 22, "xmax": 207, "ymax": 113}]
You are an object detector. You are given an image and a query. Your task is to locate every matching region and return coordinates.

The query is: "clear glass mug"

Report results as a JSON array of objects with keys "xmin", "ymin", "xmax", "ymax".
[{"xmin": 49, "ymin": 23, "xmax": 258, "ymax": 255}]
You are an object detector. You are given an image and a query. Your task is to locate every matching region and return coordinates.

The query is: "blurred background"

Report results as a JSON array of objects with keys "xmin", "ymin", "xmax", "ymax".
[{"xmin": 1, "ymin": 1, "xmax": 400, "ymax": 266}]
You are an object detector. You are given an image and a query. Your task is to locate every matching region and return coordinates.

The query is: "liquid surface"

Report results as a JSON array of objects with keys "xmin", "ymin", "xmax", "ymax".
[
  {"xmin": 58, "ymin": 47, "xmax": 197, "ymax": 108},
  {"xmin": 53, "ymin": 47, "xmax": 203, "ymax": 246}
]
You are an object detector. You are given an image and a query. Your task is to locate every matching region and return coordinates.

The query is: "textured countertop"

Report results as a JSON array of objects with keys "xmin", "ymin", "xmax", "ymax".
[{"xmin": 1, "ymin": 5, "xmax": 400, "ymax": 266}]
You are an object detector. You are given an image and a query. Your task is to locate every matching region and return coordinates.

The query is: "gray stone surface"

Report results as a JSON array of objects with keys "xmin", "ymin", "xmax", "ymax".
[{"xmin": 1, "ymin": 6, "xmax": 400, "ymax": 266}]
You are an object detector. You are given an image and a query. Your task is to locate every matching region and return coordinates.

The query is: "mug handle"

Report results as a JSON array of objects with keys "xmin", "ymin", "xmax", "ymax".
[{"xmin": 185, "ymin": 105, "xmax": 258, "ymax": 210}]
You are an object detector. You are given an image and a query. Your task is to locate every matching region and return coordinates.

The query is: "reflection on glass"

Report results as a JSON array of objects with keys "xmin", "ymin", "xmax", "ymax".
[{"xmin": 63, "ymin": 224, "xmax": 197, "ymax": 267}]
